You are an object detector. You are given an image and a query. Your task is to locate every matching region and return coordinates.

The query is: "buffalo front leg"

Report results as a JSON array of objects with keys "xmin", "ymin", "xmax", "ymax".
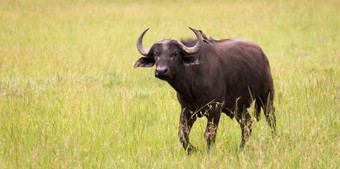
[
  {"xmin": 178, "ymin": 108, "xmax": 197, "ymax": 154},
  {"xmin": 204, "ymin": 104, "xmax": 221, "ymax": 150}
]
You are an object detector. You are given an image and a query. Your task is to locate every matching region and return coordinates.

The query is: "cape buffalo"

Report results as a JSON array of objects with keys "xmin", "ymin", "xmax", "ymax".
[{"xmin": 134, "ymin": 27, "xmax": 276, "ymax": 153}]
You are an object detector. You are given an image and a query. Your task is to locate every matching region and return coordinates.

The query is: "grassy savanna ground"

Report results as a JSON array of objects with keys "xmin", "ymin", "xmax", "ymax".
[{"xmin": 0, "ymin": 0, "xmax": 339, "ymax": 168}]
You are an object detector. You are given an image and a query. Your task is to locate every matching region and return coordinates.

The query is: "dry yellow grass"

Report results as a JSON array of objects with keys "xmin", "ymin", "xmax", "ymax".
[{"xmin": 0, "ymin": 0, "xmax": 339, "ymax": 168}]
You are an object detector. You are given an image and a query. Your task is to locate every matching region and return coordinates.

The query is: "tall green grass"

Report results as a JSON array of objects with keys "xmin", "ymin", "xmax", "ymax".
[{"xmin": 0, "ymin": 0, "xmax": 339, "ymax": 168}]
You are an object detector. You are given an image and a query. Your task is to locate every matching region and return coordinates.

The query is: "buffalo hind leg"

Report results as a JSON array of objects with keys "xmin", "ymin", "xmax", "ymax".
[
  {"xmin": 204, "ymin": 104, "xmax": 221, "ymax": 150},
  {"xmin": 178, "ymin": 108, "xmax": 197, "ymax": 154},
  {"xmin": 254, "ymin": 100, "xmax": 262, "ymax": 121},
  {"xmin": 263, "ymin": 93, "xmax": 277, "ymax": 135},
  {"xmin": 236, "ymin": 108, "xmax": 253, "ymax": 148}
]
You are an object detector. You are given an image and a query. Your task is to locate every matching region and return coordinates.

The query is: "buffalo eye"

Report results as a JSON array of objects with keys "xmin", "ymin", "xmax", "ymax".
[
  {"xmin": 154, "ymin": 52, "xmax": 160, "ymax": 60},
  {"xmin": 170, "ymin": 53, "xmax": 178, "ymax": 60}
]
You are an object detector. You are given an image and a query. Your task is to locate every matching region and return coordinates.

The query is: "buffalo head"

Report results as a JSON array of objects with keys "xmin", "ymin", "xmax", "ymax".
[{"xmin": 134, "ymin": 27, "xmax": 203, "ymax": 80}]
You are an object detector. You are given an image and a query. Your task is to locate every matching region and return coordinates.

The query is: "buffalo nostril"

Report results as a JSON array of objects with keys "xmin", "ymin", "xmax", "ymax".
[
  {"xmin": 156, "ymin": 67, "xmax": 169, "ymax": 76},
  {"xmin": 157, "ymin": 67, "xmax": 167, "ymax": 73}
]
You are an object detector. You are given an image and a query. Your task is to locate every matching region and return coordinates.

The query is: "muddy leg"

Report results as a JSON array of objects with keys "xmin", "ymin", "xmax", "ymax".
[
  {"xmin": 265, "ymin": 105, "xmax": 276, "ymax": 135},
  {"xmin": 264, "ymin": 94, "xmax": 277, "ymax": 135},
  {"xmin": 178, "ymin": 108, "xmax": 197, "ymax": 154},
  {"xmin": 237, "ymin": 109, "xmax": 253, "ymax": 148},
  {"xmin": 204, "ymin": 104, "xmax": 221, "ymax": 150},
  {"xmin": 254, "ymin": 100, "xmax": 262, "ymax": 121}
]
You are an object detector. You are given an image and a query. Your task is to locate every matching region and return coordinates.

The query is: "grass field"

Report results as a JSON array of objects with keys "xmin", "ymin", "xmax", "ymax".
[{"xmin": 0, "ymin": 0, "xmax": 339, "ymax": 168}]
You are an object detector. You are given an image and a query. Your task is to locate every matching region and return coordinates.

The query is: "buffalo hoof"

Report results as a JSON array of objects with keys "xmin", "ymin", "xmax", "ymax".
[{"xmin": 187, "ymin": 145, "xmax": 199, "ymax": 155}]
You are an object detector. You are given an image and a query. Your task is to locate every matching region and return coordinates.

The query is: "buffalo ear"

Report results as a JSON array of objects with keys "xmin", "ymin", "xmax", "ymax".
[
  {"xmin": 134, "ymin": 57, "xmax": 155, "ymax": 68},
  {"xmin": 182, "ymin": 55, "xmax": 200, "ymax": 66}
]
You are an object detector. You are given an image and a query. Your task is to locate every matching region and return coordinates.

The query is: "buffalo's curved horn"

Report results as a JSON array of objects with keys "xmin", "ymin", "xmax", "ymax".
[
  {"xmin": 137, "ymin": 28, "xmax": 151, "ymax": 56},
  {"xmin": 177, "ymin": 27, "xmax": 203, "ymax": 55}
]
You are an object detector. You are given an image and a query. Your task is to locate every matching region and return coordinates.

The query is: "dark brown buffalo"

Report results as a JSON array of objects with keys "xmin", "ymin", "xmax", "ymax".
[{"xmin": 134, "ymin": 27, "xmax": 276, "ymax": 153}]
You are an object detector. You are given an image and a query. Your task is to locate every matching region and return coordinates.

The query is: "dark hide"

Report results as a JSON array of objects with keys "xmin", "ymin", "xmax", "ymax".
[{"xmin": 135, "ymin": 30, "xmax": 276, "ymax": 154}]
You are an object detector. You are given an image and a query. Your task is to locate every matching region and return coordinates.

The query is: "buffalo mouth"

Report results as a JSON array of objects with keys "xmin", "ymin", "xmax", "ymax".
[{"xmin": 155, "ymin": 66, "xmax": 171, "ymax": 80}]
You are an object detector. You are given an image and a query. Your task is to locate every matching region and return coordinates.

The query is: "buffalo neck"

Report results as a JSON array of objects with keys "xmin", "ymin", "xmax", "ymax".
[{"xmin": 166, "ymin": 64, "xmax": 199, "ymax": 103}]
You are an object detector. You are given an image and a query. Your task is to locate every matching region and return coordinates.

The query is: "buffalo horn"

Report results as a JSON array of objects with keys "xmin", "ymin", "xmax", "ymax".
[
  {"xmin": 137, "ymin": 28, "xmax": 151, "ymax": 56},
  {"xmin": 176, "ymin": 27, "xmax": 203, "ymax": 55},
  {"xmin": 137, "ymin": 27, "xmax": 203, "ymax": 56}
]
